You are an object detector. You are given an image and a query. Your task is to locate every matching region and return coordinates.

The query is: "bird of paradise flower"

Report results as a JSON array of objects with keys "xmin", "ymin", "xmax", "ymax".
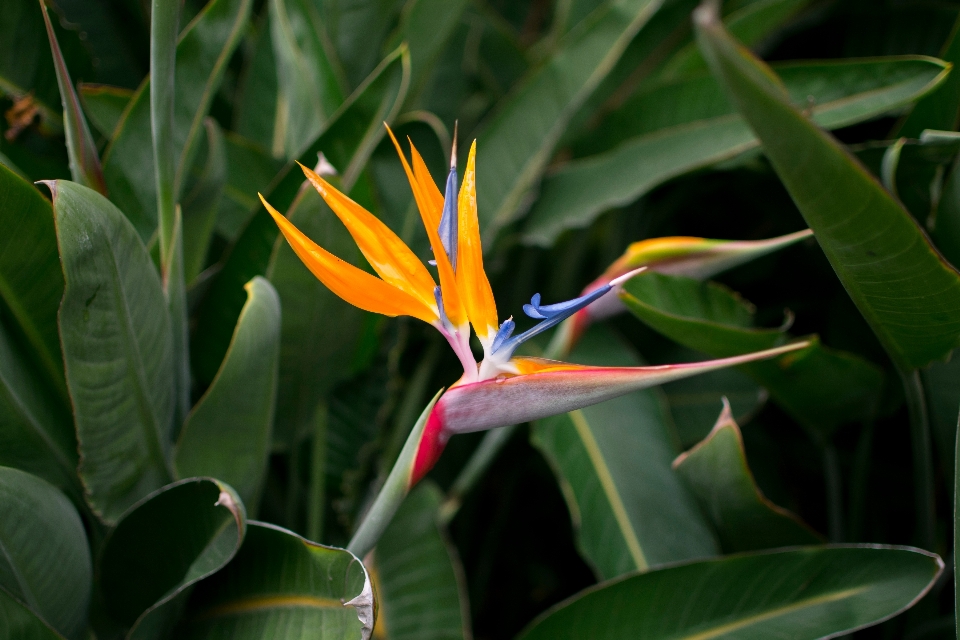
[{"xmin": 259, "ymin": 125, "xmax": 808, "ymax": 557}]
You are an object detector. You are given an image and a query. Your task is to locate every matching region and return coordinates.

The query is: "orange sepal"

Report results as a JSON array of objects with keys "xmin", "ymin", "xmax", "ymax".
[
  {"xmin": 456, "ymin": 140, "xmax": 498, "ymax": 344},
  {"xmin": 260, "ymin": 194, "xmax": 438, "ymax": 323}
]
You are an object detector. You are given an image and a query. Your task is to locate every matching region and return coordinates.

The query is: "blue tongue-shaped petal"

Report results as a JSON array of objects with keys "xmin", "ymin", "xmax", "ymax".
[
  {"xmin": 438, "ymin": 130, "xmax": 458, "ymax": 268},
  {"xmin": 492, "ymin": 268, "xmax": 646, "ymax": 360}
]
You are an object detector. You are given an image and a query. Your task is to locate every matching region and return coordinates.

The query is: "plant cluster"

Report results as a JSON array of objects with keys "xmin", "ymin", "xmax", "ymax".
[{"xmin": 3, "ymin": 0, "xmax": 960, "ymax": 638}]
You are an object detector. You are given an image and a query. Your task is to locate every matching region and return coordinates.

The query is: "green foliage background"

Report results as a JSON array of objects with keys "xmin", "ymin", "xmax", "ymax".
[{"xmin": 4, "ymin": 0, "xmax": 960, "ymax": 638}]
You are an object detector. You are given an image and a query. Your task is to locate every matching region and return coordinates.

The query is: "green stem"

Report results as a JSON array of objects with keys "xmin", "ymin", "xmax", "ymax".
[
  {"xmin": 900, "ymin": 367, "xmax": 936, "ymax": 550},
  {"xmin": 822, "ymin": 443, "xmax": 844, "ymax": 543},
  {"xmin": 150, "ymin": 0, "xmax": 179, "ymax": 267},
  {"xmin": 307, "ymin": 402, "xmax": 327, "ymax": 542},
  {"xmin": 439, "ymin": 424, "xmax": 517, "ymax": 525},
  {"xmin": 347, "ymin": 390, "xmax": 442, "ymax": 559}
]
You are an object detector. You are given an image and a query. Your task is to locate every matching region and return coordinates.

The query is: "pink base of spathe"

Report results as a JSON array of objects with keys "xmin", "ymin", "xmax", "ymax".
[{"xmin": 410, "ymin": 407, "xmax": 448, "ymax": 487}]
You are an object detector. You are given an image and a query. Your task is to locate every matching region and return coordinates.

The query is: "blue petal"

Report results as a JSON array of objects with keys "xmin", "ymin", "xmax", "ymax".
[
  {"xmin": 490, "ymin": 318, "xmax": 516, "ymax": 353},
  {"xmin": 439, "ymin": 166, "xmax": 458, "ymax": 267},
  {"xmin": 434, "ymin": 286, "xmax": 449, "ymax": 327},
  {"xmin": 494, "ymin": 284, "xmax": 613, "ymax": 359}
]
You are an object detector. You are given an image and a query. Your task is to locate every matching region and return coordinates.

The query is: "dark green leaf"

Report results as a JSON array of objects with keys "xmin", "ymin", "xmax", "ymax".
[
  {"xmin": 77, "ymin": 84, "xmax": 133, "ymax": 139},
  {"xmin": 373, "ymin": 482, "xmax": 469, "ymax": 640},
  {"xmin": 0, "ymin": 593, "xmax": 65, "ymax": 640},
  {"xmin": 50, "ymin": 179, "xmax": 173, "ymax": 523},
  {"xmin": 518, "ymin": 545, "xmax": 943, "ymax": 639},
  {"xmin": 695, "ymin": 4, "xmax": 960, "ymax": 370},
  {"xmin": 266, "ymin": 187, "xmax": 370, "ymax": 447},
  {"xmin": 39, "ymin": 0, "xmax": 105, "ymax": 193},
  {"xmin": 176, "ymin": 277, "xmax": 280, "ymax": 512},
  {"xmin": 476, "ymin": 0, "xmax": 663, "ymax": 237},
  {"xmin": 99, "ymin": 478, "xmax": 246, "ymax": 638},
  {"xmin": 387, "ymin": 0, "xmax": 470, "ymax": 102},
  {"xmin": 531, "ymin": 326, "xmax": 719, "ymax": 580},
  {"xmin": 897, "ymin": 14, "xmax": 960, "ymax": 137},
  {"xmin": 270, "ymin": 0, "xmax": 346, "ymax": 160},
  {"xmin": 0, "ymin": 162, "xmax": 66, "ymax": 401},
  {"xmin": 621, "ymin": 272, "xmax": 884, "ymax": 438},
  {"xmin": 673, "ymin": 400, "xmax": 823, "ymax": 552},
  {"xmin": 921, "ymin": 350, "xmax": 960, "ymax": 488},
  {"xmin": 0, "ymin": 466, "xmax": 91, "ymax": 640},
  {"xmin": 324, "ymin": 0, "xmax": 400, "ymax": 90},
  {"xmin": 0, "ymin": 0, "xmax": 61, "ymax": 123},
  {"xmin": 179, "ymin": 522, "xmax": 372, "ymax": 639},
  {"xmin": 525, "ymin": 56, "xmax": 950, "ymax": 246},
  {"xmin": 192, "ymin": 46, "xmax": 409, "ymax": 384},
  {"xmin": 101, "ymin": 0, "xmax": 254, "ymax": 239},
  {"xmin": 232, "ymin": 14, "xmax": 279, "ymax": 153},
  {"xmin": 215, "ymin": 133, "xmax": 284, "ymax": 241},
  {"xmin": 0, "ymin": 320, "xmax": 77, "ymax": 495},
  {"xmin": 181, "ymin": 118, "xmax": 226, "ymax": 282}
]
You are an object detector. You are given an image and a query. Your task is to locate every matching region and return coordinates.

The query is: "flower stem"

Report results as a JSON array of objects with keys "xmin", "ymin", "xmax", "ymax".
[
  {"xmin": 347, "ymin": 390, "xmax": 442, "ymax": 559},
  {"xmin": 900, "ymin": 367, "xmax": 935, "ymax": 550},
  {"xmin": 439, "ymin": 424, "xmax": 517, "ymax": 525}
]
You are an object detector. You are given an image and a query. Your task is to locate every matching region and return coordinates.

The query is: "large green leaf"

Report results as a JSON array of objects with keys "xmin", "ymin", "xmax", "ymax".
[
  {"xmin": 192, "ymin": 46, "xmax": 409, "ymax": 384},
  {"xmin": 621, "ymin": 272, "xmax": 883, "ymax": 439},
  {"xmin": 695, "ymin": 4, "xmax": 960, "ymax": 370},
  {"xmin": 476, "ymin": 0, "xmax": 663, "ymax": 237},
  {"xmin": 323, "ymin": 0, "xmax": 399, "ymax": 90},
  {"xmin": 674, "ymin": 400, "xmax": 822, "ymax": 552},
  {"xmin": 101, "ymin": 0, "xmax": 253, "ymax": 239},
  {"xmin": 0, "ymin": 163, "xmax": 65, "ymax": 400},
  {"xmin": 99, "ymin": 478, "xmax": 246, "ymax": 639},
  {"xmin": 0, "ymin": 467, "xmax": 91, "ymax": 640},
  {"xmin": 531, "ymin": 326, "xmax": 719, "ymax": 580},
  {"xmin": 176, "ymin": 277, "xmax": 280, "ymax": 512},
  {"xmin": 524, "ymin": 56, "xmax": 950, "ymax": 246},
  {"xmin": 0, "ymin": 321, "xmax": 76, "ymax": 495},
  {"xmin": 232, "ymin": 13, "xmax": 278, "ymax": 154},
  {"xmin": 50, "ymin": 180, "xmax": 173, "ymax": 523},
  {"xmin": 373, "ymin": 482, "xmax": 469, "ymax": 640},
  {"xmin": 179, "ymin": 522, "xmax": 373, "ymax": 639},
  {"xmin": 0, "ymin": 594, "xmax": 64, "ymax": 640},
  {"xmin": 266, "ymin": 188, "xmax": 370, "ymax": 448},
  {"xmin": 387, "ymin": 0, "xmax": 469, "ymax": 102},
  {"xmin": 270, "ymin": 0, "xmax": 345, "ymax": 160},
  {"xmin": 518, "ymin": 545, "xmax": 943, "ymax": 639}
]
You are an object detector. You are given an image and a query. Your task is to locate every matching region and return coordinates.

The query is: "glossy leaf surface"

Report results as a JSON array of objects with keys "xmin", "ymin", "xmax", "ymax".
[
  {"xmin": 99, "ymin": 478, "xmax": 246, "ymax": 638},
  {"xmin": 179, "ymin": 522, "xmax": 372, "ymax": 639},
  {"xmin": 374, "ymin": 482, "xmax": 469, "ymax": 640},
  {"xmin": 51, "ymin": 180, "xmax": 173, "ymax": 523},
  {"xmin": 695, "ymin": 5, "xmax": 960, "ymax": 370},
  {"xmin": 0, "ymin": 467, "xmax": 91, "ymax": 640},
  {"xmin": 674, "ymin": 401, "xmax": 822, "ymax": 552},
  {"xmin": 525, "ymin": 56, "xmax": 950, "ymax": 246},
  {"xmin": 531, "ymin": 327, "xmax": 719, "ymax": 580},
  {"xmin": 476, "ymin": 0, "xmax": 663, "ymax": 237},
  {"xmin": 176, "ymin": 277, "xmax": 280, "ymax": 511},
  {"xmin": 519, "ymin": 545, "xmax": 942, "ymax": 640}
]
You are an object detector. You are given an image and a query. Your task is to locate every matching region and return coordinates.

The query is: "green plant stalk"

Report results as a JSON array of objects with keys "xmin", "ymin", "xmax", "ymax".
[
  {"xmin": 347, "ymin": 390, "xmax": 442, "ymax": 559},
  {"xmin": 440, "ymin": 424, "xmax": 517, "ymax": 525},
  {"xmin": 900, "ymin": 367, "xmax": 936, "ymax": 551},
  {"xmin": 307, "ymin": 402, "xmax": 327, "ymax": 542},
  {"xmin": 151, "ymin": 0, "xmax": 179, "ymax": 267}
]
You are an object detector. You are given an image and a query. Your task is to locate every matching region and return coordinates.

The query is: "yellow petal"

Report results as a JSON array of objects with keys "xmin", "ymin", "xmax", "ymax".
[
  {"xmin": 383, "ymin": 126, "xmax": 468, "ymax": 327},
  {"xmin": 260, "ymin": 194, "xmax": 438, "ymax": 323},
  {"xmin": 456, "ymin": 140, "xmax": 498, "ymax": 345},
  {"xmin": 298, "ymin": 162, "xmax": 438, "ymax": 312}
]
